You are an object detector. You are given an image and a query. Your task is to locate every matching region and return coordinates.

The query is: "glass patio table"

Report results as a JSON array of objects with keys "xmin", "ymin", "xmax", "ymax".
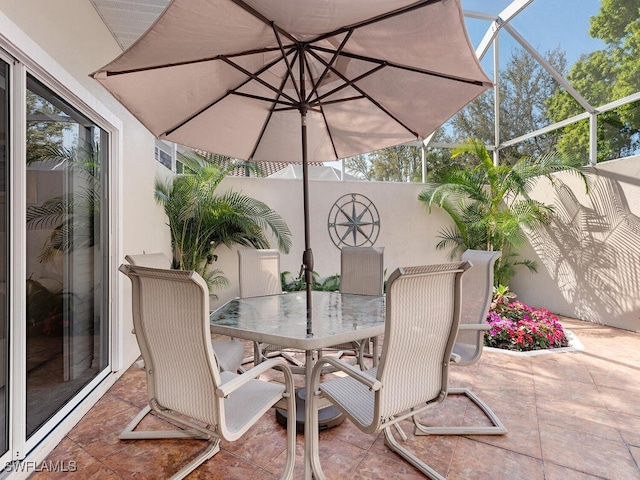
[{"xmin": 210, "ymin": 290, "xmax": 385, "ymax": 479}]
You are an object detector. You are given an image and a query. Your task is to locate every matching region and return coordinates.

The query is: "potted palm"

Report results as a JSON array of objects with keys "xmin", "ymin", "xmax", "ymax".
[
  {"xmin": 418, "ymin": 138, "xmax": 591, "ymax": 286},
  {"xmin": 419, "ymin": 139, "xmax": 591, "ymax": 352},
  {"xmin": 154, "ymin": 151, "xmax": 292, "ymax": 292}
]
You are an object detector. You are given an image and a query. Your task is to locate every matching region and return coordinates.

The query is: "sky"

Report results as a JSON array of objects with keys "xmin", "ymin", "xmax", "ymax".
[
  {"xmin": 461, "ymin": 0, "xmax": 606, "ymax": 72},
  {"xmin": 331, "ymin": 0, "xmax": 608, "ymax": 166}
]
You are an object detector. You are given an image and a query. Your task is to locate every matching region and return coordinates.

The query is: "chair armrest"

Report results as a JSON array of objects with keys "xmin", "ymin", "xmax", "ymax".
[
  {"xmin": 215, "ymin": 357, "xmax": 293, "ymax": 398},
  {"xmin": 311, "ymin": 356, "xmax": 382, "ymax": 391},
  {"xmin": 458, "ymin": 324, "xmax": 491, "ymax": 332}
]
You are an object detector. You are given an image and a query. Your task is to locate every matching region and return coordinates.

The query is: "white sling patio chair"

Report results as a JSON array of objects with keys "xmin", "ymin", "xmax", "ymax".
[
  {"xmin": 413, "ymin": 249, "xmax": 507, "ymax": 436},
  {"xmin": 124, "ymin": 252, "xmax": 172, "ymax": 269},
  {"xmin": 125, "ymin": 252, "xmax": 244, "ymax": 373},
  {"xmin": 119, "ymin": 264, "xmax": 296, "ymax": 480},
  {"xmin": 333, "ymin": 246, "xmax": 384, "ymax": 369},
  {"xmin": 308, "ymin": 262, "xmax": 470, "ymax": 480},
  {"xmin": 236, "ymin": 248, "xmax": 304, "ymax": 370},
  {"xmin": 340, "ymin": 246, "xmax": 385, "ymax": 296}
]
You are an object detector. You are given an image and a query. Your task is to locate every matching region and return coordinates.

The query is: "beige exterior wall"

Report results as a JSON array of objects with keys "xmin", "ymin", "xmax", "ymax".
[
  {"xmin": 0, "ymin": 0, "xmax": 170, "ymax": 369},
  {"xmin": 209, "ymin": 176, "xmax": 453, "ymax": 309},
  {"xmin": 511, "ymin": 155, "xmax": 640, "ymax": 332}
]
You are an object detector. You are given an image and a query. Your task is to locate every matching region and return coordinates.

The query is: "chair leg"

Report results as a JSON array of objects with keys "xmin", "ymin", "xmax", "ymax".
[
  {"xmin": 281, "ymin": 366, "xmax": 297, "ymax": 480},
  {"xmin": 119, "ymin": 405, "xmax": 209, "ymax": 440},
  {"xmin": 167, "ymin": 438, "xmax": 220, "ymax": 480},
  {"xmin": 383, "ymin": 426, "xmax": 446, "ymax": 480},
  {"xmin": 120, "ymin": 405, "xmax": 221, "ymax": 479},
  {"xmin": 360, "ymin": 337, "xmax": 379, "ymax": 368},
  {"xmin": 413, "ymin": 387, "xmax": 507, "ymax": 436}
]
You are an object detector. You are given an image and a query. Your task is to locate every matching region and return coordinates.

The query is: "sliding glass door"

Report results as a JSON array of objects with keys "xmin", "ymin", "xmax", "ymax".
[
  {"xmin": 0, "ymin": 39, "xmax": 113, "ymax": 467},
  {"xmin": 25, "ymin": 75, "xmax": 109, "ymax": 439}
]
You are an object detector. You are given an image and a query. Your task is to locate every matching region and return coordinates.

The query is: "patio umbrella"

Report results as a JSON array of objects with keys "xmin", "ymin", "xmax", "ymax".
[{"xmin": 92, "ymin": 0, "xmax": 491, "ymax": 334}]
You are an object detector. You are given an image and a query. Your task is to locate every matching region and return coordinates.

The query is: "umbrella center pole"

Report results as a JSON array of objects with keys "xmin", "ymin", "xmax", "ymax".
[{"xmin": 299, "ymin": 105, "xmax": 314, "ymax": 336}]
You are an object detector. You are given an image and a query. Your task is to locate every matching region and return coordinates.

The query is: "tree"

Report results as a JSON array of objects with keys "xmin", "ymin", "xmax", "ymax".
[
  {"xmin": 452, "ymin": 47, "xmax": 567, "ymax": 161},
  {"xmin": 342, "ymin": 154, "xmax": 372, "ymax": 180},
  {"xmin": 418, "ymin": 139, "xmax": 591, "ymax": 286},
  {"xmin": 343, "ymin": 132, "xmax": 455, "ymax": 182},
  {"xmin": 547, "ymin": 0, "xmax": 640, "ymax": 161},
  {"xmin": 343, "ymin": 145, "xmax": 424, "ymax": 182},
  {"xmin": 26, "ymin": 90, "xmax": 69, "ymax": 165},
  {"xmin": 154, "ymin": 151, "xmax": 292, "ymax": 291}
]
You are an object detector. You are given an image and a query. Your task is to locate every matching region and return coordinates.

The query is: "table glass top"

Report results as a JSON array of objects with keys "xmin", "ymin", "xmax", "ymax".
[{"xmin": 210, "ymin": 291, "xmax": 385, "ymax": 341}]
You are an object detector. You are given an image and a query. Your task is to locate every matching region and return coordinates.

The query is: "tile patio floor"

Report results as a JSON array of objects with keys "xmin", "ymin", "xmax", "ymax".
[{"xmin": 30, "ymin": 318, "xmax": 640, "ymax": 479}]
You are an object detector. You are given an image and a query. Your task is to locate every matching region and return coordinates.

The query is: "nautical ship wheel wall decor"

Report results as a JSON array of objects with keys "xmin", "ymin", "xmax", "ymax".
[{"xmin": 327, "ymin": 193, "xmax": 380, "ymax": 248}]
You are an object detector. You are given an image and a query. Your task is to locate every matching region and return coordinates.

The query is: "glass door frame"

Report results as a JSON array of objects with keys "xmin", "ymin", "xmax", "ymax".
[
  {"xmin": 21, "ymin": 70, "xmax": 115, "ymax": 455},
  {"xmin": 0, "ymin": 47, "xmax": 16, "ymax": 471}
]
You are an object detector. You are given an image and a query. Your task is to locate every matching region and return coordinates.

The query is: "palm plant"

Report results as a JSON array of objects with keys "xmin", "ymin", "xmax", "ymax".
[
  {"xmin": 418, "ymin": 138, "xmax": 591, "ymax": 286},
  {"xmin": 154, "ymin": 151, "xmax": 292, "ymax": 291}
]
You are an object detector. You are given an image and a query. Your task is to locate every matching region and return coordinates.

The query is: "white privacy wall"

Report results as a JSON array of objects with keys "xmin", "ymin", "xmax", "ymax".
[
  {"xmin": 209, "ymin": 176, "xmax": 453, "ymax": 310},
  {"xmin": 511, "ymin": 155, "xmax": 640, "ymax": 332},
  {"xmin": 210, "ymin": 157, "xmax": 640, "ymax": 333}
]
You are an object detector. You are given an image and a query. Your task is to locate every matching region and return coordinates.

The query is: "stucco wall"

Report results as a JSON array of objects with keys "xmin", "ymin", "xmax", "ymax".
[
  {"xmin": 4, "ymin": 1, "xmax": 637, "ymax": 347},
  {"xmin": 511, "ymin": 155, "xmax": 640, "ymax": 332},
  {"xmin": 209, "ymin": 176, "xmax": 453, "ymax": 309},
  {"xmin": 0, "ymin": 0, "xmax": 170, "ymax": 368}
]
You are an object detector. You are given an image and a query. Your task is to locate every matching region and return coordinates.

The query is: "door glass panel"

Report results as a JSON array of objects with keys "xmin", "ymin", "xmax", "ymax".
[
  {"xmin": 25, "ymin": 75, "xmax": 107, "ymax": 438},
  {"xmin": 0, "ymin": 58, "xmax": 9, "ymax": 456}
]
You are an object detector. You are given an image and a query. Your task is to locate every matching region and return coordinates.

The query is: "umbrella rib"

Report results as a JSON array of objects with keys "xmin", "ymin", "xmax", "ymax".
[
  {"xmin": 311, "ymin": 45, "xmax": 488, "ymax": 87},
  {"xmin": 248, "ymin": 51, "xmax": 300, "ymax": 160},
  {"xmin": 311, "ymin": 0, "xmax": 443, "ymax": 44},
  {"xmin": 272, "ymin": 23, "xmax": 302, "ymax": 102},
  {"xmin": 302, "ymin": 53, "xmax": 340, "ymax": 159},
  {"xmin": 313, "ymin": 63, "xmax": 387, "ymax": 104},
  {"xmin": 316, "ymin": 103, "xmax": 339, "ymax": 160},
  {"xmin": 99, "ymin": 46, "xmax": 286, "ymax": 76},
  {"xmin": 230, "ymin": 0, "xmax": 298, "ymax": 44},
  {"xmin": 313, "ymin": 50, "xmax": 420, "ymax": 138},
  {"xmin": 164, "ymin": 51, "xmax": 294, "ymax": 137},
  {"xmin": 306, "ymin": 49, "xmax": 419, "ymax": 139},
  {"xmin": 305, "ymin": 29, "xmax": 353, "ymax": 104},
  {"xmin": 219, "ymin": 56, "xmax": 299, "ymax": 105},
  {"xmin": 273, "ymin": 106, "xmax": 323, "ymax": 112},
  {"xmin": 229, "ymin": 91, "xmax": 294, "ymax": 106},
  {"xmin": 313, "ymin": 96, "xmax": 366, "ymax": 106}
]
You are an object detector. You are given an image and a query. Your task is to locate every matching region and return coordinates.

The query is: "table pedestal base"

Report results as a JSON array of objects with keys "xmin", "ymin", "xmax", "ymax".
[{"xmin": 276, "ymin": 388, "xmax": 345, "ymax": 433}]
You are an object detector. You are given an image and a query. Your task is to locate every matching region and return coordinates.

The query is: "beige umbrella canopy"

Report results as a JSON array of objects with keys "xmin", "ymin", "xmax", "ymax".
[{"xmin": 92, "ymin": 0, "xmax": 491, "ymax": 331}]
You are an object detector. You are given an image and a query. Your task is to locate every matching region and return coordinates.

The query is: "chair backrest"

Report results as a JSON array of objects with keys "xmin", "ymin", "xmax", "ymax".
[
  {"xmin": 376, "ymin": 262, "xmax": 469, "ymax": 420},
  {"xmin": 453, "ymin": 250, "xmax": 501, "ymax": 365},
  {"xmin": 125, "ymin": 252, "xmax": 171, "ymax": 269},
  {"xmin": 237, "ymin": 249, "xmax": 282, "ymax": 298},
  {"xmin": 340, "ymin": 246, "xmax": 384, "ymax": 295},
  {"xmin": 119, "ymin": 264, "xmax": 221, "ymax": 426}
]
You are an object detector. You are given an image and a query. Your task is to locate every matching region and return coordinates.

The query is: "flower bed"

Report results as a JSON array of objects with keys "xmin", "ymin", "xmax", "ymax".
[{"xmin": 485, "ymin": 300, "xmax": 569, "ymax": 352}]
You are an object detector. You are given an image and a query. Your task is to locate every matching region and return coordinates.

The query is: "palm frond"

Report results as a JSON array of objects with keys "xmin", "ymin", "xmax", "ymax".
[
  {"xmin": 435, "ymin": 226, "xmax": 467, "ymax": 258},
  {"xmin": 153, "ymin": 157, "xmax": 292, "ymax": 291}
]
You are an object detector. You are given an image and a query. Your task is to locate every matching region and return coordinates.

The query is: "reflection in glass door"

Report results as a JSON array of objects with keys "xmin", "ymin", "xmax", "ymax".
[
  {"xmin": 25, "ymin": 75, "xmax": 108, "ymax": 438},
  {"xmin": 0, "ymin": 58, "xmax": 9, "ymax": 458}
]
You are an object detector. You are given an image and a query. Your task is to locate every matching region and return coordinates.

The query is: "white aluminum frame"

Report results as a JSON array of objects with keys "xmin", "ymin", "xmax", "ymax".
[{"xmin": 417, "ymin": 1, "xmax": 640, "ymax": 168}]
